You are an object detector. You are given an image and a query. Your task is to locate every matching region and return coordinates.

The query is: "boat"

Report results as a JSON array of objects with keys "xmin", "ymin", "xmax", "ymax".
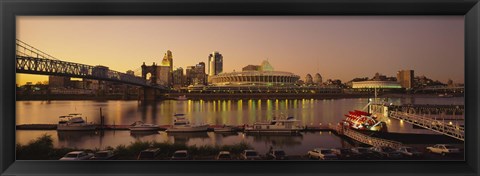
[
  {"xmin": 213, "ymin": 125, "xmax": 237, "ymax": 133},
  {"xmin": 244, "ymin": 116, "xmax": 302, "ymax": 134},
  {"xmin": 166, "ymin": 114, "xmax": 209, "ymax": 132},
  {"xmin": 438, "ymin": 93, "xmax": 454, "ymax": 98},
  {"xmin": 176, "ymin": 95, "xmax": 188, "ymax": 101},
  {"xmin": 342, "ymin": 110, "xmax": 384, "ymax": 131},
  {"xmin": 57, "ymin": 113, "xmax": 97, "ymax": 131},
  {"xmin": 129, "ymin": 121, "xmax": 159, "ymax": 131}
]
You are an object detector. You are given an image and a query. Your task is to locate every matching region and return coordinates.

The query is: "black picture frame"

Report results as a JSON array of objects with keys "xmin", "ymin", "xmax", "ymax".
[{"xmin": 1, "ymin": 0, "xmax": 479, "ymax": 175}]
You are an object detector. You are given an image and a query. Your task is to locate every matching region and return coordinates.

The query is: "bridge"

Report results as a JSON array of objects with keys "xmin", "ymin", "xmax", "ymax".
[
  {"xmin": 389, "ymin": 111, "xmax": 464, "ymax": 141},
  {"xmin": 370, "ymin": 103, "xmax": 464, "ymax": 141},
  {"xmin": 414, "ymin": 86, "xmax": 464, "ymax": 94},
  {"xmin": 16, "ymin": 40, "xmax": 167, "ymax": 100}
]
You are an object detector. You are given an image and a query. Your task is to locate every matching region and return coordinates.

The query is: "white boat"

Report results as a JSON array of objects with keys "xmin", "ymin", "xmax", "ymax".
[
  {"xmin": 57, "ymin": 114, "xmax": 96, "ymax": 131},
  {"xmin": 176, "ymin": 95, "xmax": 188, "ymax": 101},
  {"xmin": 438, "ymin": 93, "xmax": 454, "ymax": 98},
  {"xmin": 129, "ymin": 121, "xmax": 159, "ymax": 131},
  {"xmin": 166, "ymin": 114, "xmax": 209, "ymax": 132},
  {"xmin": 244, "ymin": 116, "xmax": 302, "ymax": 134}
]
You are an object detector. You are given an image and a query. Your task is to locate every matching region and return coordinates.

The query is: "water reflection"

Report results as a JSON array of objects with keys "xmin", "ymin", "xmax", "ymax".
[
  {"xmin": 247, "ymin": 134, "xmax": 303, "ymax": 147},
  {"xmin": 167, "ymin": 132, "xmax": 209, "ymax": 144},
  {"xmin": 130, "ymin": 131, "xmax": 159, "ymax": 139},
  {"xmin": 57, "ymin": 131, "xmax": 98, "ymax": 147}
]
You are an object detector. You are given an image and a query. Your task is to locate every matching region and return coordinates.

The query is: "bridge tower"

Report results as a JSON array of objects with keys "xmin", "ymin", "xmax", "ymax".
[
  {"xmin": 139, "ymin": 62, "xmax": 161, "ymax": 101},
  {"xmin": 141, "ymin": 62, "xmax": 158, "ymax": 85}
]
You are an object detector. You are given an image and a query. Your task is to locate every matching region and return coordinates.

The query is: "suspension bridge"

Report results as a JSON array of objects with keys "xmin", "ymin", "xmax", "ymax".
[{"xmin": 16, "ymin": 40, "xmax": 168, "ymax": 100}]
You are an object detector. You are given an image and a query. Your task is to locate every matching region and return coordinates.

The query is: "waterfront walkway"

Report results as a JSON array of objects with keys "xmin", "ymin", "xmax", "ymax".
[
  {"xmin": 333, "ymin": 124, "xmax": 404, "ymax": 149},
  {"xmin": 389, "ymin": 111, "xmax": 464, "ymax": 141}
]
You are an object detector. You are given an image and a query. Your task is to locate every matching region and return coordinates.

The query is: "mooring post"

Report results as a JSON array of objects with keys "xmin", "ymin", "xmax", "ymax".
[{"xmin": 100, "ymin": 107, "xmax": 104, "ymax": 128}]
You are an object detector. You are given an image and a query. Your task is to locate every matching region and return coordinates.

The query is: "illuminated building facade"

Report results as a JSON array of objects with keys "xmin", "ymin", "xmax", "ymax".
[
  {"xmin": 352, "ymin": 81, "xmax": 402, "ymax": 89},
  {"xmin": 208, "ymin": 51, "xmax": 223, "ymax": 76},
  {"xmin": 208, "ymin": 60, "xmax": 300, "ymax": 86},
  {"xmin": 397, "ymin": 70, "xmax": 414, "ymax": 89}
]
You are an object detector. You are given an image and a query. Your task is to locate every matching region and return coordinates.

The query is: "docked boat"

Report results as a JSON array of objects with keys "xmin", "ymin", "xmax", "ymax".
[
  {"xmin": 438, "ymin": 93, "xmax": 454, "ymax": 98},
  {"xmin": 342, "ymin": 110, "xmax": 384, "ymax": 131},
  {"xmin": 244, "ymin": 116, "xmax": 302, "ymax": 134},
  {"xmin": 57, "ymin": 113, "xmax": 97, "ymax": 131},
  {"xmin": 166, "ymin": 114, "xmax": 209, "ymax": 132},
  {"xmin": 129, "ymin": 121, "xmax": 159, "ymax": 131}
]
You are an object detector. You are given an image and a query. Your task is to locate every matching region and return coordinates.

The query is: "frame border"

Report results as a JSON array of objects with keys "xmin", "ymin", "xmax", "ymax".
[{"xmin": 1, "ymin": 0, "xmax": 479, "ymax": 176}]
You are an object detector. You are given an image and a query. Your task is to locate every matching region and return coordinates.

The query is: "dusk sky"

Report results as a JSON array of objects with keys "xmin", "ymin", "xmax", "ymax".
[{"xmin": 16, "ymin": 16, "xmax": 464, "ymax": 85}]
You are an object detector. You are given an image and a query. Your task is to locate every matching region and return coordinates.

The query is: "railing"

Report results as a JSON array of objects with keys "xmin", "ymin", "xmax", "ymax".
[
  {"xmin": 389, "ymin": 111, "xmax": 464, "ymax": 141},
  {"xmin": 331, "ymin": 123, "xmax": 403, "ymax": 149},
  {"xmin": 342, "ymin": 128, "xmax": 404, "ymax": 149}
]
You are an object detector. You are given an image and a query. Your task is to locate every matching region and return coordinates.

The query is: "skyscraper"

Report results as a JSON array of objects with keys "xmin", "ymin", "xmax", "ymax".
[
  {"xmin": 184, "ymin": 62, "xmax": 207, "ymax": 86},
  {"xmin": 172, "ymin": 67, "xmax": 185, "ymax": 88},
  {"xmin": 161, "ymin": 50, "xmax": 173, "ymax": 71},
  {"xmin": 397, "ymin": 70, "xmax": 414, "ymax": 89},
  {"xmin": 208, "ymin": 51, "xmax": 223, "ymax": 76},
  {"xmin": 160, "ymin": 50, "xmax": 174, "ymax": 86},
  {"xmin": 195, "ymin": 62, "xmax": 206, "ymax": 85}
]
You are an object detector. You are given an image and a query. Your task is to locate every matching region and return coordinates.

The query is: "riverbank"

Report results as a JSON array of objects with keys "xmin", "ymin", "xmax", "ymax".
[
  {"xmin": 16, "ymin": 92, "xmax": 464, "ymax": 101},
  {"xmin": 16, "ymin": 134, "xmax": 252, "ymax": 160},
  {"xmin": 17, "ymin": 133, "xmax": 464, "ymax": 160}
]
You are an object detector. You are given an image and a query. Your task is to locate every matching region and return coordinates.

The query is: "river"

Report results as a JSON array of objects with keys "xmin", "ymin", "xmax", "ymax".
[{"xmin": 16, "ymin": 97, "xmax": 464, "ymax": 155}]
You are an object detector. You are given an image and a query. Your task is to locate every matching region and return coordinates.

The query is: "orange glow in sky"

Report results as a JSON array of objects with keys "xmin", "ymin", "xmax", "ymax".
[{"xmin": 16, "ymin": 16, "xmax": 464, "ymax": 86}]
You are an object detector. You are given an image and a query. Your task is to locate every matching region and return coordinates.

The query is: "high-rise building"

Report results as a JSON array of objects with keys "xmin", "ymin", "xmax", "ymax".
[
  {"xmin": 185, "ymin": 66, "xmax": 196, "ymax": 86},
  {"xmin": 208, "ymin": 51, "xmax": 223, "ymax": 76},
  {"xmin": 161, "ymin": 50, "xmax": 174, "ymax": 71},
  {"xmin": 397, "ymin": 70, "xmax": 414, "ymax": 89},
  {"xmin": 172, "ymin": 67, "xmax": 185, "ymax": 88},
  {"xmin": 160, "ymin": 50, "xmax": 174, "ymax": 86},
  {"xmin": 184, "ymin": 62, "xmax": 207, "ymax": 86},
  {"xmin": 194, "ymin": 62, "xmax": 206, "ymax": 85},
  {"xmin": 156, "ymin": 66, "xmax": 171, "ymax": 86}
]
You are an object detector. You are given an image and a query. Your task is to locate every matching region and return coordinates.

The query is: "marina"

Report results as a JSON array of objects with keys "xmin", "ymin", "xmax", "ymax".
[{"xmin": 16, "ymin": 97, "xmax": 465, "ymax": 159}]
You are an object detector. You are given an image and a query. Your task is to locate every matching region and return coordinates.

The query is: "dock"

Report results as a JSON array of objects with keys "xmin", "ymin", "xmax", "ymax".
[
  {"xmin": 16, "ymin": 124, "xmax": 57, "ymax": 130},
  {"xmin": 16, "ymin": 124, "xmax": 333, "ymax": 132}
]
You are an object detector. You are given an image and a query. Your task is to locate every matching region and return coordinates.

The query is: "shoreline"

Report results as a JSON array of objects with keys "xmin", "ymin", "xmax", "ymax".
[{"xmin": 16, "ymin": 93, "xmax": 464, "ymax": 101}]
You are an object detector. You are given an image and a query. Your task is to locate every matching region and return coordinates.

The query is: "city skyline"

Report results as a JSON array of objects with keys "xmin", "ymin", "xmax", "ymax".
[{"xmin": 16, "ymin": 16, "xmax": 464, "ymax": 85}]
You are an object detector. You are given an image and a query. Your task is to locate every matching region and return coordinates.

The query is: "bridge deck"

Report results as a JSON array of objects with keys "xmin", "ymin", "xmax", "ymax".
[{"xmin": 389, "ymin": 111, "xmax": 464, "ymax": 141}]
